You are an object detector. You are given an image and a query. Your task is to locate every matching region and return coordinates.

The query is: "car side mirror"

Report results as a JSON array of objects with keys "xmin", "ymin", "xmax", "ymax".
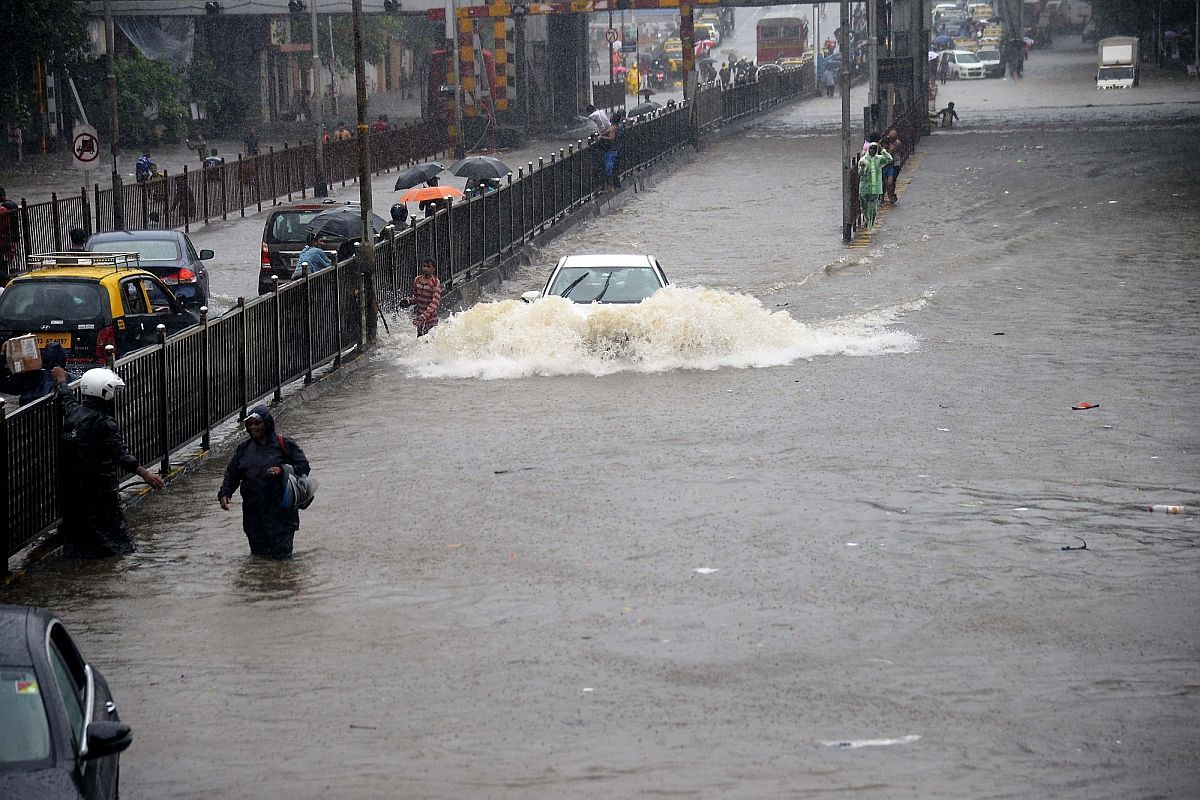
[
  {"xmin": 83, "ymin": 720, "xmax": 132, "ymax": 761},
  {"xmin": 520, "ymin": 291, "xmax": 540, "ymax": 304},
  {"xmin": 198, "ymin": 249, "xmax": 214, "ymax": 260}
]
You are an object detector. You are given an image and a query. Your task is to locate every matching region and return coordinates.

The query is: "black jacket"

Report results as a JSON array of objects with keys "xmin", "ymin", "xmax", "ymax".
[
  {"xmin": 56, "ymin": 382, "xmax": 141, "ymax": 493},
  {"xmin": 218, "ymin": 405, "xmax": 310, "ymax": 534}
]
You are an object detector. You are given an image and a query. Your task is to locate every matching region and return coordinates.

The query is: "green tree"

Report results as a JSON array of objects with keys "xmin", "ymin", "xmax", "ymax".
[
  {"xmin": 186, "ymin": 56, "xmax": 249, "ymax": 137},
  {"xmin": 0, "ymin": 0, "xmax": 89, "ymax": 133},
  {"xmin": 112, "ymin": 53, "xmax": 188, "ymax": 147},
  {"xmin": 296, "ymin": 14, "xmax": 442, "ymax": 74}
]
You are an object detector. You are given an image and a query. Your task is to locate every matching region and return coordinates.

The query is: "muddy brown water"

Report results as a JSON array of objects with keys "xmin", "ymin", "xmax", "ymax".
[{"xmin": 6, "ymin": 38, "xmax": 1199, "ymax": 798}]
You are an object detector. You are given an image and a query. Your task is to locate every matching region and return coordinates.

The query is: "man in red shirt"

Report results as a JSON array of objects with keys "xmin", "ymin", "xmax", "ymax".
[{"xmin": 404, "ymin": 257, "xmax": 441, "ymax": 337}]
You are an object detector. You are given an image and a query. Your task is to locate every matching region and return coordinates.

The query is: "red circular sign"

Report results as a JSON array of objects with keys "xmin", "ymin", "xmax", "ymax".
[{"xmin": 73, "ymin": 131, "xmax": 100, "ymax": 164}]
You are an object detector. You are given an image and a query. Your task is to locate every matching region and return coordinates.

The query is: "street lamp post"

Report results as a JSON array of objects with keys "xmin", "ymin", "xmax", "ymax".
[
  {"xmin": 311, "ymin": 0, "xmax": 327, "ymax": 197},
  {"xmin": 104, "ymin": 0, "xmax": 123, "ymax": 230},
  {"xmin": 351, "ymin": 0, "xmax": 376, "ymax": 341}
]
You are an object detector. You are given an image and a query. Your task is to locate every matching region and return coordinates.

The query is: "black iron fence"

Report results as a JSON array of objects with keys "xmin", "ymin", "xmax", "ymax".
[
  {"xmin": 3, "ymin": 121, "xmax": 448, "ymax": 278},
  {"xmin": 3, "ymin": 67, "xmax": 822, "ymax": 573}
]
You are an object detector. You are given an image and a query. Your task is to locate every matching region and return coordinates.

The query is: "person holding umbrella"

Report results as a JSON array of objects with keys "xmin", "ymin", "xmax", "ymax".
[{"xmin": 401, "ymin": 258, "xmax": 442, "ymax": 337}]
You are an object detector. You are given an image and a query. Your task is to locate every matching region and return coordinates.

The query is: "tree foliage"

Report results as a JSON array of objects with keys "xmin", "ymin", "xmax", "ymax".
[
  {"xmin": 186, "ymin": 56, "xmax": 249, "ymax": 138},
  {"xmin": 0, "ymin": 0, "xmax": 90, "ymax": 128}
]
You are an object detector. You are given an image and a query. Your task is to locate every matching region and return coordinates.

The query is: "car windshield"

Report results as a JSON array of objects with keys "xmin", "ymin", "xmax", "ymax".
[
  {"xmin": 549, "ymin": 266, "xmax": 662, "ymax": 304},
  {"xmin": 956, "ymin": 52, "xmax": 981, "ymax": 63},
  {"xmin": 90, "ymin": 239, "xmax": 180, "ymax": 263},
  {"xmin": 978, "ymin": 50, "xmax": 1000, "ymax": 59},
  {"xmin": 266, "ymin": 210, "xmax": 326, "ymax": 244},
  {"xmin": 0, "ymin": 668, "xmax": 52, "ymax": 767},
  {"xmin": 0, "ymin": 280, "xmax": 107, "ymax": 324}
]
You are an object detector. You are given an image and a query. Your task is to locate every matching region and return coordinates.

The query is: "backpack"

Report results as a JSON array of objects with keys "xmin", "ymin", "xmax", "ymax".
[{"xmin": 135, "ymin": 156, "xmax": 153, "ymax": 183}]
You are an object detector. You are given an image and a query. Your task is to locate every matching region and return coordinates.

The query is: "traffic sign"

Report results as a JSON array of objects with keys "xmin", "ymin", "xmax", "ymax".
[
  {"xmin": 605, "ymin": 28, "xmax": 618, "ymax": 43},
  {"xmin": 72, "ymin": 124, "xmax": 100, "ymax": 170}
]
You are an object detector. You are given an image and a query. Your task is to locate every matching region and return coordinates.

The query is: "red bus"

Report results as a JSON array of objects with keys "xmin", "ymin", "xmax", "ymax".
[{"xmin": 756, "ymin": 16, "xmax": 809, "ymax": 64}]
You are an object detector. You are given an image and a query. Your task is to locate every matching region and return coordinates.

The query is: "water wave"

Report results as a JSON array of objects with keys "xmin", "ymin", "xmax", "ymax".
[{"xmin": 393, "ymin": 286, "xmax": 921, "ymax": 379}]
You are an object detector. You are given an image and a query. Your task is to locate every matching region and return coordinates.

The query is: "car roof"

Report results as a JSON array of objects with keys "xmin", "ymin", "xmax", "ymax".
[
  {"xmin": 559, "ymin": 254, "xmax": 657, "ymax": 269},
  {"xmin": 0, "ymin": 605, "xmax": 50, "ymax": 667},
  {"xmin": 268, "ymin": 200, "xmax": 340, "ymax": 214},
  {"xmin": 9, "ymin": 265, "xmax": 152, "ymax": 282},
  {"xmin": 87, "ymin": 229, "xmax": 185, "ymax": 242}
]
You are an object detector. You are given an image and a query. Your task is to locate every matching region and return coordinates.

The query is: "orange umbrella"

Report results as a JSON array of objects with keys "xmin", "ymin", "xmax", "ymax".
[{"xmin": 398, "ymin": 185, "xmax": 465, "ymax": 203}]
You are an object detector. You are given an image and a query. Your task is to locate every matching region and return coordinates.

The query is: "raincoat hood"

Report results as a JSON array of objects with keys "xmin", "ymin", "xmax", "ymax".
[{"xmin": 245, "ymin": 405, "xmax": 277, "ymax": 437}]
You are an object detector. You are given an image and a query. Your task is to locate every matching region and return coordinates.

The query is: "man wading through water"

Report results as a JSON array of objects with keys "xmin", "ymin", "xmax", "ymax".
[
  {"xmin": 402, "ymin": 257, "xmax": 442, "ymax": 337},
  {"xmin": 218, "ymin": 406, "xmax": 310, "ymax": 559}
]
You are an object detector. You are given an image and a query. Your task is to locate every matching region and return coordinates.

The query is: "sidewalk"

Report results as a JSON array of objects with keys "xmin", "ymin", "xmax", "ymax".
[{"xmin": 0, "ymin": 95, "xmax": 425, "ymax": 208}]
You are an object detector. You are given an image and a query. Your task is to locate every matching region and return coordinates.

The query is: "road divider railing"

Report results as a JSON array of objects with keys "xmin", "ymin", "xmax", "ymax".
[{"xmin": 3, "ymin": 66, "xmax": 817, "ymax": 575}]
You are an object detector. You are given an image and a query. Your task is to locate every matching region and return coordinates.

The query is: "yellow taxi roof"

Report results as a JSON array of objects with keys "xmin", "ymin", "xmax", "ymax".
[{"xmin": 10, "ymin": 265, "xmax": 140, "ymax": 282}]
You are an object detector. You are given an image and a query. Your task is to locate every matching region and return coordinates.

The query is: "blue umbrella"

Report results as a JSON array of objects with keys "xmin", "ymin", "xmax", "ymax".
[{"xmin": 934, "ymin": 34, "xmax": 953, "ymax": 45}]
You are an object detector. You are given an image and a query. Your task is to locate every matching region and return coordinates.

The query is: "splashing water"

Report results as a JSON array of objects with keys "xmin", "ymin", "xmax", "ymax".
[{"xmin": 393, "ymin": 286, "xmax": 922, "ymax": 379}]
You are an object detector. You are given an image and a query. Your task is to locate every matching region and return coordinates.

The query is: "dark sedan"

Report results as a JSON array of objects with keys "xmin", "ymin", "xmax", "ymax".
[
  {"xmin": 0, "ymin": 605, "xmax": 131, "ymax": 800},
  {"xmin": 86, "ymin": 229, "xmax": 213, "ymax": 308}
]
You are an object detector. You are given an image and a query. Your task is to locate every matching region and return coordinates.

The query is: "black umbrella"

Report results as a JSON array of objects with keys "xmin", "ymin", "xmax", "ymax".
[
  {"xmin": 393, "ymin": 162, "xmax": 446, "ymax": 191},
  {"xmin": 627, "ymin": 101, "xmax": 663, "ymax": 119},
  {"xmin": 450, "ymin": 156, "xmax": 512, "ymax": 181},
  {"xmin": 306, "ymin": 205, "xmax": 389, "ymax": 242}
]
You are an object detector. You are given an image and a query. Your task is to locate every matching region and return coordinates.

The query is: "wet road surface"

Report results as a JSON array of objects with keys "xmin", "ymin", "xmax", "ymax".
[{"xmin": 6, "ymin": 38, "xmax": 1200, "ymax": 799}]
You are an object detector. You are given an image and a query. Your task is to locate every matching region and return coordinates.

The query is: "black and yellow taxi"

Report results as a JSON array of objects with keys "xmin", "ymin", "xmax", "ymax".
[{"xmin": 0, "ymin": 252, "xmax": 198, "ymax": 372}]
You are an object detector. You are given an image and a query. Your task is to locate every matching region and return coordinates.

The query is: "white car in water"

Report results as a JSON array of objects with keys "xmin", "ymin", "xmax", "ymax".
[
  {"xmin": 943, "ymin": 49, "xmax": 985, "ymax": 79},
  {"xmin": 521, "ymin": 254, "xmax": 670, "ymax": 305}
]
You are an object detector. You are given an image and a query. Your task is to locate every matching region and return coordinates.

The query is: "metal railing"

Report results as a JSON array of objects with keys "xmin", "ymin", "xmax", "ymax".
[
  {"xmin": 3, "ymin": 121, "xmax": 448, "ymax": 277},
  {"xmin": 3, "ymin": 67, "xmax": 819, "ymax": 573}
]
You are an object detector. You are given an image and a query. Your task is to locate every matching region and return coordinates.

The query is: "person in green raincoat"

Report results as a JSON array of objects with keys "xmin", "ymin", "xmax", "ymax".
[{"xmin": 857, "ymin": 141, "xmax": 893, "ymax": 229}]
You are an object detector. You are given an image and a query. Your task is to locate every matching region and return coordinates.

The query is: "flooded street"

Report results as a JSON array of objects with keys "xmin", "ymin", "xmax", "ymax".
[{"xmin": 7, "ymin": 38, "xmax": 1200, "ymax": 798}]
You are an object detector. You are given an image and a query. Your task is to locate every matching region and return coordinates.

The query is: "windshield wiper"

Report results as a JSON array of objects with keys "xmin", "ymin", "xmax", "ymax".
[
  {"xmin": 559, "ymin": 272, "xmax": 590, "ymax": 299},
  {"xmin": 590, "ymin": 271, "xmax": 615, "ymax": 303}
]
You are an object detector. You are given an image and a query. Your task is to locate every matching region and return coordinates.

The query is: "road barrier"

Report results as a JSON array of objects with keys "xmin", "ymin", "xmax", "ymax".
[{"xmin": 2, "ymin": 66, "xmax": 822, "ymax": 574}]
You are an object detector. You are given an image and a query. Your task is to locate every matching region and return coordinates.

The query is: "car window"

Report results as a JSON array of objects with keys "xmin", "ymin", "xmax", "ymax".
[
  {"xmin": 266, "ymin": 210, "xmax": 325, "ymax": 244},
  {"xmin": 121, "ymin": 278, "xmax": 151, "ymax": 315},
  {"xmin": 91, "ymin": 239, "xmax": 181, "ymax": 263},
  {"xmin": 957, "ymin": 53, "xmax": 980, "ymax": 63},
  {"xmin": 549, "ymin": 267, "xmax": 662, "ymax": 303},
  {"xmin": 0, "ymin": 667, "xmax": 53, "ymax": 766},
  {"xmin": 183, "ymin": 236, "xmax": 200, "ymax": 261},
  {"xmin": 140, "ymin": 277, "xmax": 175, "ymax": 313},
  {"xmin": 0, "ymin": 281, "xmax": 106, "ymax": 324},
  {"xmin": 47, "ymin": 628, "xmax": 87, "ymax": 747}
]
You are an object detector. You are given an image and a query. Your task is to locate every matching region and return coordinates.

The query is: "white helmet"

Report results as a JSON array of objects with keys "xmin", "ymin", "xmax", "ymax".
[{"xmin": 79, "ymin": 368, "xmax": 126, "ymax": 402}]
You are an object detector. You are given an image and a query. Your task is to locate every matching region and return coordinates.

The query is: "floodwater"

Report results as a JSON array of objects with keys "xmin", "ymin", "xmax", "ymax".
[{"xmin": 7, "ymin": 38, "xmax": 1200, "ymax": 799}]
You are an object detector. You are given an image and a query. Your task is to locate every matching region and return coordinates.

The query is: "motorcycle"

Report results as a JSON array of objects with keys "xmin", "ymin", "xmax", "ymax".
[{"xmin": 650, "ymin": 60, "xmax": 667, "ymax": 89}]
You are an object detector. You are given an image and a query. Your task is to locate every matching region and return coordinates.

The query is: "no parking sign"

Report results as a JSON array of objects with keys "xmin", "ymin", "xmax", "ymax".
[{"xmin": 72, "ymin": 124, "xmax": 100, "ymax": 171}]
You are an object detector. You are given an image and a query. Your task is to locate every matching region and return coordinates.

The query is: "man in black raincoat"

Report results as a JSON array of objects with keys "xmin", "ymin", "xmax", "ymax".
[
  {"xmin": 218, "ymin": 405, "xmax": 310, "ymax": 559},
  {"xmin": 52, "ymin": 366, "xmax": 165, "ymax": 557}
]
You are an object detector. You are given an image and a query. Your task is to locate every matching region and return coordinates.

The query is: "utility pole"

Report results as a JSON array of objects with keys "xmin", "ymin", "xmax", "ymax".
[
  {"xmin": 867, "ymin": 0, "xmax": 878, "ymax": 133},
  {"xmin": 840, "ymin": 0, "xmax": 852, "ymax": 241},
  {"xmin": 449, "ymin": 0, "xmax": 467, "ymax": 159},
  {"xmin": 311, "ymin": 0, "xmax": 327, "ymax": 197},
  {"xmin": 104, "ymin": 0, "xmax": 123, "ymax": 230},
  {"xmin": 352, "ymin": 0, "xmax": 377, "ymax": 341}
]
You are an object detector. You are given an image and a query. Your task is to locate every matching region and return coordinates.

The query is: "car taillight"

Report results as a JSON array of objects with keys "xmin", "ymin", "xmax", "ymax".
[
  {"xmin": 95, "ymin": 324, "xmax": 116, "ymax": 363},
  {"xmin": 162, "ymin": 267, "xmax": 197, "ymax": 285},
  {"xmin": 261, "ymin": 243, "xmax": 273, "ymax": 271}
]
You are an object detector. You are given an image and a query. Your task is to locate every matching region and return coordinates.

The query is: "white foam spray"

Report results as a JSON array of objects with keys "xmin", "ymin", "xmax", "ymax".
[{"xmin": 393, "ymin": 286, "xmax": 922, "ymax": 380}]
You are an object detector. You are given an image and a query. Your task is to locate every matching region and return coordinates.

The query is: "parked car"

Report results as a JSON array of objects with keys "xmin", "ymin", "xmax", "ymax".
[
  {"xmin": 942, "ymin": 49, "xmax": 986, "ymax": 79},
  {"xmin": 521, "ymin": 254, "xmax": 670, "ymax": 305},
  {"xmin": 85, "ymin": 230, "xmax": 212, "ymax": 309},
  {"xmin": 976, "ymin": 47, "xmax": 1004, "ymax": 77},
  {"xmin": 0, "ymin": 604, "xmax": 131, "ymax": 800},
  {"xmin": 258, "ymin": 200, "xmax": 387, "ymax": 294},
  {"xmin": 0, "ymin": 253, "xmax": 198, "ymax": 374}
]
